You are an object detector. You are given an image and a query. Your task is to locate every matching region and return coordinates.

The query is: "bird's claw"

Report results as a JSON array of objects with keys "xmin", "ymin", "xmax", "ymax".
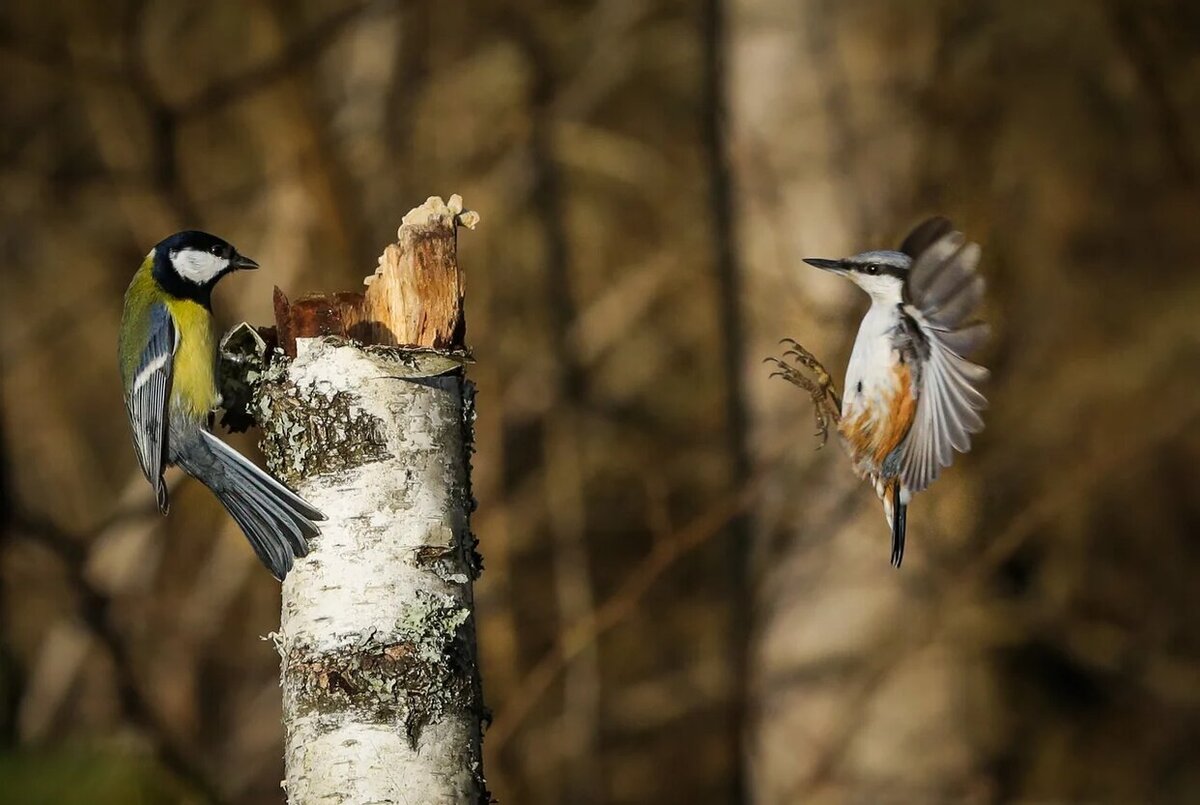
[
  {"xmin": 782, "ymin": 347, "xmax": 833, "ymax": 389},
  {"xmin": 767, "ymin": 338, "xmax": 841, "ymax": 448}
]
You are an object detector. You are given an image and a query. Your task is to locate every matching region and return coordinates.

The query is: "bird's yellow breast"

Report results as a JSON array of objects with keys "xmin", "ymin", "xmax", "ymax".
[{"xmin": 165, "ymin": 297, "xmax": 219, "ymax": 418}]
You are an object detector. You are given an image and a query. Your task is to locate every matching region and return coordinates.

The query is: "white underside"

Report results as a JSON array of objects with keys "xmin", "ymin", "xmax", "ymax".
[
  {"xmin": 843, "ymin": 303, "xmax": 916, "ymax": 521},
  {"xmin": 842, "ymin": 303, "xmax": 906, "ymax": 435}
]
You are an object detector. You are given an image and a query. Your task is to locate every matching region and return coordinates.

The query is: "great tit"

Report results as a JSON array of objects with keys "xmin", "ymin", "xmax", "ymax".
[{"xmin": 118, "ymin": 231, "xmax": 323, "ymax": 579}]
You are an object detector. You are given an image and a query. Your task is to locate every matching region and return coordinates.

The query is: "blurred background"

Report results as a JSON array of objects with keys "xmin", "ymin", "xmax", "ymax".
[{"xmin": 2, "ymin": 0, "xmax": 1200, "ymax": 802}]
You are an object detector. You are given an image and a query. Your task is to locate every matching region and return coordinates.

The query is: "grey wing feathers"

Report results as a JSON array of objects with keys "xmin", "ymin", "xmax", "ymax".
[
  {"xmin": 197, "ymin": 430, "xmax": 325, "ymax": 522},
  {"xmin": 126, "ymin": 303, "xmax": 176, "ymax": 513},
  {"xmin": 899, "ymin": 227, "xmax": 990, "ymax": 493},
  {"xmin": 176, "ymin": 430, "xmax": 323, "ymax": 579},
  {"xmin": 899, "ymin": 216, "xmax": 953, "ymax": 260}
]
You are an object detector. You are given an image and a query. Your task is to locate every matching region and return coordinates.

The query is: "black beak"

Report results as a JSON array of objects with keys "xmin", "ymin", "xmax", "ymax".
[
  {"xmin": 803, "ymin": 257, "xmax": 845, "ymax": 272},
  {"xmin": 232, "ymin": 253, "xmax": 259, "ymax": 270}
]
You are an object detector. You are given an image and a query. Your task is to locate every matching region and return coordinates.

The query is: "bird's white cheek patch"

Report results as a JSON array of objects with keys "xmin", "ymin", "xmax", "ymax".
[
  {"xmin": 852, "ymin": 273, "xmax": 905, "ymax": 301},
  {"xmin": 172, "ymin": 249, "xmax": 229, "ymax": 284}
]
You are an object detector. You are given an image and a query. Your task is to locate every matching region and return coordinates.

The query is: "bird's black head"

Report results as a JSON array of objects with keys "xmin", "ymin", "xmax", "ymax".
[{"xmin": 151, "ymin": 230, "xmax": 259, "ymax": 307}]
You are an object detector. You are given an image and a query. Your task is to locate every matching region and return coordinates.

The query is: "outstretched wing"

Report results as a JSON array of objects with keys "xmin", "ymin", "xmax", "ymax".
[
  {"xmin": 125, "ymin": 302, "xmax": 177, "ymax": 513},
  {"xmin": 899, "ymin": 216, "xmax": 953, "ymax": 260},
  {"xmin": 897, "ymin": 227, "xmax": 989, "ymax": 493}
]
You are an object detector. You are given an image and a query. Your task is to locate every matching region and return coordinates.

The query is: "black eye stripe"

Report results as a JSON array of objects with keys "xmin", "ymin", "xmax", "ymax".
[{"xmin": 852, "ymin": 262, "xmax": 907, "ymax": 279}]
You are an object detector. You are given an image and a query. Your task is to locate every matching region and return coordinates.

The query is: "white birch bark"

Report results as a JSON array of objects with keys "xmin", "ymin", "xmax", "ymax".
[{"xmin": 249, "ymin": 201, "xmax": 486, "ymax": 804}]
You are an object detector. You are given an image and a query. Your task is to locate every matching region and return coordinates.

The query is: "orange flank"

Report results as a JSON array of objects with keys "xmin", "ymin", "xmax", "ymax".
[{"xmin": 838, "ymin": 360, "xmax": 917, "ymax": 472}]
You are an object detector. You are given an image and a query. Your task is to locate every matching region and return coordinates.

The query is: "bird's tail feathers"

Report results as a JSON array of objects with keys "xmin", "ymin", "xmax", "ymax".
[
  {"xmin": 198, "ymin": 430, "xmax": 325, "ymax": 522},
  {"xmin": 177, "ymin": 430, "xmax": 324, "ymax": 580},
  {"xmin": 878, "ymin": 478, "xmax": 908, "ymax": 568},
  {"xmin": 888, "ymin": 480, "xmax": 907, "ymax": 569}
]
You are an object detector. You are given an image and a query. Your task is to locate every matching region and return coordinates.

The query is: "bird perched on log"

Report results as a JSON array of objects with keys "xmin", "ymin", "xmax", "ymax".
[
  {"xmin": 768, "ymin": 218, "xmax": 989, "ymax": 567},
  {"xmin": 118, "ymin": 231, "xmax": 324, "ymax": 579}
]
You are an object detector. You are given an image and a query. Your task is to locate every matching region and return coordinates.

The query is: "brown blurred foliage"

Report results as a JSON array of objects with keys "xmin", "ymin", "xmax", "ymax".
[{"xmin": 2, "ymin": 0, "xmax": 1199, "ymax": 803}]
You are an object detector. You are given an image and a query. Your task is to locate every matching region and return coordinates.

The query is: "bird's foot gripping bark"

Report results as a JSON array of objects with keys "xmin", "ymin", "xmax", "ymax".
[{"xmin": 766, "ymin": 339, "xmax": 842, "ymax": 448}]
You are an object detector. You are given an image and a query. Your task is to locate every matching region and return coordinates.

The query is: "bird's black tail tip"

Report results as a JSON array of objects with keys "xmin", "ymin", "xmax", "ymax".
[
  {"xmin": 890, "ymin": 488, "xmax": 907, "ymax": 569},
  {"xmin": 892, "ymin": 506, "xmax": 907, "ymax": 571}
]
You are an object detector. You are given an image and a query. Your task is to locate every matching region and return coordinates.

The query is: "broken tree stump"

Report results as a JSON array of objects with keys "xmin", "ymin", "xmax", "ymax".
[{"xmin": 253, "ymin": 195, "xmax": 487, "ymax": 804}]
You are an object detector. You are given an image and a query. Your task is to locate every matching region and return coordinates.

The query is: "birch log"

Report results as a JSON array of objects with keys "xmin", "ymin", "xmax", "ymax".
[{"xmin": 254, "ymin": 196, "xmax": 486, "ymax": 804}]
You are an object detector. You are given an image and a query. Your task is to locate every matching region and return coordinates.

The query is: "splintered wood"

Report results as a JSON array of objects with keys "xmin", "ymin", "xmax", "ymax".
[{"xmin": 274, "ymin": 195, "xmax": 479, "ymax": 355}]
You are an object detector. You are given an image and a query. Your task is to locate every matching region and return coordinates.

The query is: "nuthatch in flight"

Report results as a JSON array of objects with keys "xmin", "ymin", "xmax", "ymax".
[{"xmin": 771, "ymin": 218, "xmax": 989, "ymax": 567}]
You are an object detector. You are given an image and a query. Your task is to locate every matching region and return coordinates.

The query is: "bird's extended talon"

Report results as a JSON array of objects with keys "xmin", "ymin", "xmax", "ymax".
[
  {"xmin": 764, "ymin": 357, "xmax": 794, "ymax": 376},
  {"xmin": 769, "ymin": 339, "xmax": 842, "ymax": 448},
  {"xmin": 784, "ymin": 351, "xmax": 821, "ymax": 378},
  {"xmin": 781, "ymin": 339, "xmax": 813, "ymax": 358},
  {"xmin": 783, "ymin": 347, "xmax": 833, "ymax": 386},
  {"xmin": 813, "ymin": 412, "xmax": 831, "ymax": 447}
]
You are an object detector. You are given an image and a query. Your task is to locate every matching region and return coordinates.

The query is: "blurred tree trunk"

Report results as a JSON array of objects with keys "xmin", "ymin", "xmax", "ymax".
[
  {"xmin": 257, "ymin": 198, "xmax": 487, "ymax": 804},
  {"xmin": 700, "ymin": 0, "xmax": 754, "ymax": 799}
]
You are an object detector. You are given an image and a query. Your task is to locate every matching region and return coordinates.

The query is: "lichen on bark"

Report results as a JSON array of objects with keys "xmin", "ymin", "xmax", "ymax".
[
  {"xmin": 268, "ymin": 335, "xmax": 486, "ymax": 803},
  {"xmin": 267, "ymin": 197, "xmax": 486, "ymax": 804},
  {"xmin": 283, "ymin": 589, "xmax": 475, "ymax": 747},
  {"xmin": 253, "ymin": 352, "xmax": 389, "ymax": 485},
  {"xmin": 217, "ymin": 326, "xmax": 391, "ymax": 484}
]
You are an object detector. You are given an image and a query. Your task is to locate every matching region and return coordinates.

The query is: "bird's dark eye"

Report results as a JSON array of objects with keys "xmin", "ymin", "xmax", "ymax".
[
  {"xmin": 865, "ymin": 264, "xmax": 879, "ymax": 275},
  {"xmin": 211, "ymin": 244, "xmax": 223, "ymax": 256}
]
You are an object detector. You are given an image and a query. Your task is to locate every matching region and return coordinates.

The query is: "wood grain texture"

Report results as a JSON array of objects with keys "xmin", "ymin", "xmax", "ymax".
[{"xmin": 274, "ymin": 195, "xmax": 478, "ymax": 355}]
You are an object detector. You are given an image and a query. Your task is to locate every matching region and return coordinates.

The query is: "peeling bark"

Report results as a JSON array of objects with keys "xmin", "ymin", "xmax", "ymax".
[{"xmin": 249, "ymin": 196, "xmax": 487, "ymax": 804}]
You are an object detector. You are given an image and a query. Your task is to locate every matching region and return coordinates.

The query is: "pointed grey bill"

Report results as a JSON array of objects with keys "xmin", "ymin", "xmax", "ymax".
[
  {"xmin": 233, "ymin": 254, "xmax": 260, "ymax": 270},
  {"xmin": 803, "ymin": 257, "xmax": 845, "ymax": 272}
]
